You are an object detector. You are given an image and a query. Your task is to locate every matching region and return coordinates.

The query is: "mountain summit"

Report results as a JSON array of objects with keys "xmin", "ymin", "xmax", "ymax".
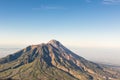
[
  {"xmin": 48, "ymin": 39, "xmax": 60, "ymax": 44},
  {"xmin": 0, "ymin": 40, "xmax": 120, "ymax": 80}
]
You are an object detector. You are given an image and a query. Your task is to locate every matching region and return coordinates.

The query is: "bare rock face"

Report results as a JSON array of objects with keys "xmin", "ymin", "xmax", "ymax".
[{"xmin": 0, "ymin": 40, "xmax": 120, "ymax": 80}]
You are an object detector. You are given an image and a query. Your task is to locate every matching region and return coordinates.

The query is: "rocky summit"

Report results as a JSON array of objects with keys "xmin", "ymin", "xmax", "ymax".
[{"xmin": 0, "ymin": 40, "xmax": 120, "ymax": 80}]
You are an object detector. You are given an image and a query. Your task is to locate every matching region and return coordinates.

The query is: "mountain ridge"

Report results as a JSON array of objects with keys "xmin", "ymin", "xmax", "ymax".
[{"xmin": 0, "ymin": 40, "xmax": 120, "ymax": 80}]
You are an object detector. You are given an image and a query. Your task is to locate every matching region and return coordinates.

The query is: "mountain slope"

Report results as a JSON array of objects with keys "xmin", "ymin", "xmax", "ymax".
[{"xmin": 0, "ymin": 40, "xmax": 120, "ymax": 80}]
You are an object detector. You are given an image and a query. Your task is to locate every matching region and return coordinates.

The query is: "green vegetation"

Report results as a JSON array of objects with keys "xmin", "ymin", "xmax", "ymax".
[{"xmin": 0, "ymin": 40, "xmax": 120, "ymax": 80}]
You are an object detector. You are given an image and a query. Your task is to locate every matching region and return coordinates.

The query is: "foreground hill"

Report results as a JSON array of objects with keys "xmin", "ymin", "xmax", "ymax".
[{"xmin": 0, "ymin": 40, "xmax": 120, "ymax": 80}]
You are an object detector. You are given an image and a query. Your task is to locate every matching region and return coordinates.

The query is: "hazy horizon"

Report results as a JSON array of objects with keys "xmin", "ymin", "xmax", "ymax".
[
  {"xmin": 0, "ymin": 0, "xmax": 120, "ymax": 66},
  {"xmin": 0, "ymin": 46, "xmax": 120, "ymax": 66}
]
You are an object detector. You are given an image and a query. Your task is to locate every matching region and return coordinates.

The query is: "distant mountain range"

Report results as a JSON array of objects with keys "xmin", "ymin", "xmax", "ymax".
[{"xmin": 0, "ymin": 40, "xmax": 120, "ymax": 80}]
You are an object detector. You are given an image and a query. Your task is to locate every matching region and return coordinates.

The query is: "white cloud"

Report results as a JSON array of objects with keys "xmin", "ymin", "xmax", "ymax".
[
  {"xmin": 32, "ymin": 5, "xmax": 66, "ymax": 10},
  {"xmin": 84, "ymin": 0, "xmax": 120, "ymax": 4},
  {"xmin": 103, "ymin": 0, "xmax": 120, "ymax": 4}
]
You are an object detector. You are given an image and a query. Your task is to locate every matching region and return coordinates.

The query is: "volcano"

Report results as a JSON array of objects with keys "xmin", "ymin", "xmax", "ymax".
[{"xmin": 0, "ymin": 40, "xmax": 120, "ymax": 80}]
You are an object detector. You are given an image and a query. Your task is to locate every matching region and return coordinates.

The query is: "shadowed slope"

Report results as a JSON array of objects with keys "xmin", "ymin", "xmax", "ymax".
[{"xmin": 0, "ymin": 40, "xmax": 120, "ymax": 80}]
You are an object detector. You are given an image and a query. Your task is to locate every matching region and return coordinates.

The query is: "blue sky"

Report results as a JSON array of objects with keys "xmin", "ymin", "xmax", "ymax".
[{"xmin": 0, "ymin": 0, "xmax": 120, "ymax": 48}]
